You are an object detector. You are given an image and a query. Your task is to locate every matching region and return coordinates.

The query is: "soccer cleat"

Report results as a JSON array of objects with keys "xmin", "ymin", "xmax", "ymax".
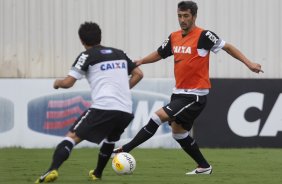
[
  {"xmin": 34, "ymin": 170, "xmax": 59, "ymax": 183},
  {"xmin": 111, "ymin": 147, "xmax": 124, "ymax": 158},
  {"xmin": 185, "ymin": 165, "xmax": 212, "ymax": 175},
  {"xmin": 112, "ymin": 147, "xmax": 124, "ymax": 153},
  {"xmin": 89, "ymin": 170, "xmax": 101, "ymax": 181}
]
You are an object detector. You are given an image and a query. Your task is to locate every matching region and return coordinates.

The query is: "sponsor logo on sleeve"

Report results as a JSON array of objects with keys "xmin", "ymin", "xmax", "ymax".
[
  {"xmin": 205, "ymin": 31, "xmax": 218, "ymax": 44},
  {"xmin": 161, "ymin": 38, "xmax": 170, "ymax": 49},
  {"xmin": 75, "ymin": 53, "xmax": 89, "ymax": 70}
]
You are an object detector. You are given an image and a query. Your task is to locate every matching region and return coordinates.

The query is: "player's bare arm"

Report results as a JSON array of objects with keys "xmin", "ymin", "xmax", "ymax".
[
  {"xmin": 129, "ymin": 67, "xmax": 143, "ymax": 89},
  {"xmin": 135, "ymin": 51, "xmax": 162, "ymax": 66},
  {"xmin": 53, "ymin": 75, "xmax": 77, "ymax": 89},
  {"xmin": 222, "ymin": 43, "xmax": 263, "ymax": 73}
]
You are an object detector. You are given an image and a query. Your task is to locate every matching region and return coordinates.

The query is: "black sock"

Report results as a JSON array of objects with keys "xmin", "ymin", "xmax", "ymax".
[
  {"xmin": 94, "ymin": 142, "xmax": 115, "ymax": 178},
  {"xmin": 48, "ymin": 140, "xmax": 74, "ymax": 171},
  {"xmin": 123, "ymin": 119, "xmax": 159, "ymax": 152},
  {"xmin": 175, "ymin": 135, "xmax": 210, "ymax": 168}
]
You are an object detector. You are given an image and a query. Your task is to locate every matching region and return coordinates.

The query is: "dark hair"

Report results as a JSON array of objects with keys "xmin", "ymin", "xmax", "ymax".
[
  {"xmin": 178, "ymin": 1, "xmax": 198, "ymax": 16},
  {"xmin": 78, "ymin": 22, "xmax": 101, "ymax": 46}
]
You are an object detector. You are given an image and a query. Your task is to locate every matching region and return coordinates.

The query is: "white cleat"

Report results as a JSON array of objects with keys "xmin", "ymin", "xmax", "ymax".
[
  {"xmin": 185, "ymin": 166, "xmax": 212, "ymax": 175},
  {"xmin": 111, "ymin": 147, "xmax": 124, "ymax": 159}
]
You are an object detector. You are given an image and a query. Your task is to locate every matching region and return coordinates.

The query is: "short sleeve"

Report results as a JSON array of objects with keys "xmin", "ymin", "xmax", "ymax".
[
  {"xmin": 68, "ymin": 52, "xmax": 88, "ymax": 80},
  {"xmin": 157, "ymin": 35, "xmax": 173, "ymax": 59},
  {"xmin": 123, "ymin": 53, "xmax": 137, "ymax": 75},
  {"xmin": 198, "ymin": 30, "xmax": 225, "ymax": 54}
]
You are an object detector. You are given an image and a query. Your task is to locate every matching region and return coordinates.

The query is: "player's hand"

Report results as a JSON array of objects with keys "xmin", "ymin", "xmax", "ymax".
[
  {"xmin": 53, "ymin": 79, "xmax": 60, "ymax": 89},
  {"xmin": 248, "ymin": 63, "xmax": 264, "ymax": 73},
  {"xmin": 134, "ymin": 60, "xmax": 143, "ymax": 67}
]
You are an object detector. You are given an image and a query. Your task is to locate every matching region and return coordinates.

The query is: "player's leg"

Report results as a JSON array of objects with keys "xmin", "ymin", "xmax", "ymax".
[
  {"xmin": 35, "ymin": 109, "xmax": 90, "ymax": 183},
  {"xmin": 89, "ymin": 139, "xmax": 115, "ymax": 180},
  {"xmin": 115, "ymin": 109, "xmax": 168, "ymax": 153},
  {"xmin": 35, "ymin": 132, "xmax": 81, "ymax": 183},
  {"xmin": 170, "ymin": 94, "xmax": 212, "ymax": 174},
  {"xmin": 45, "ymin": 110, "xmax": 91, "ymax": 172},
  {"xmin": 89, "ymin": 111, "xmax": 134, "ymax": 180},
  {"xmin": 49, "ymin": 132, "xmax": 81, "ymax": 170},
  {"xmin": 171, "ymin": 122, "xmax": 211, "ymax": 174}
]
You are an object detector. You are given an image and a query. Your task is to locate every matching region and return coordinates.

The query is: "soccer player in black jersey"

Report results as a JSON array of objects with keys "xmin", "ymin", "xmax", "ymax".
[{"xmin": 35, "ymin": 22, "xmax": 143, "ymax": 183}]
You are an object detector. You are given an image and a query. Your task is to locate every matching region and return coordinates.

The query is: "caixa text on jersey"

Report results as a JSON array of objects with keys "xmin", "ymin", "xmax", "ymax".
[{"xmin": 100, "ymin": 61, "xmax": 127, "ymax": 71}]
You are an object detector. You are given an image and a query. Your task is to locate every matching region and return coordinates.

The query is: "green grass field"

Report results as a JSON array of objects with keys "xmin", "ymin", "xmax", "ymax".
[{"xmin": 0, "ymin": 148, "xmax": 282, "ymax": 184}]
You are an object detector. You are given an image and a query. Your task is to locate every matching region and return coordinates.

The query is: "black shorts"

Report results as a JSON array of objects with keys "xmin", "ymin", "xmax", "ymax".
[
  {"xmin": 69, "ymin": 108, "xmax": 133, "ymax": 144},
  {"xmin": 163, "ymin": 94, "xmax": 207, "ymax": 131}
]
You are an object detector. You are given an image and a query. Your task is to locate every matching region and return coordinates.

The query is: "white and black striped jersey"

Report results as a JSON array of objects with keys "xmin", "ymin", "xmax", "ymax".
[{"xmin": 68, "ymin": 45, "xmax": 137, "ymax": 113}]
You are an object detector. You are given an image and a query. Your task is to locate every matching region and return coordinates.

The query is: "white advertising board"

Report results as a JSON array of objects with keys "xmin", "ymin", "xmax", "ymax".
[{"xmin": 0, "ymin": 79, "xmax": 178, "ymax": 148}]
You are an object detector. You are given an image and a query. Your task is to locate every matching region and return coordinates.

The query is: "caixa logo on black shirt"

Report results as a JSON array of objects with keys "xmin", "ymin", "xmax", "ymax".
[{"xmin": 0, "ymin": 97, "xmax": 14, "ymax": 133}]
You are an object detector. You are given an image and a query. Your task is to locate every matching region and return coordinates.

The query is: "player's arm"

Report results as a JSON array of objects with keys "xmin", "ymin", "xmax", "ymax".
[
  {"xmin": 135, "ymin": 35, "xmax": 173, "ymax": 66},
  {"xmin": 200, "ymin": 30, "xmax": 263, "ymax": 73},
  {"xmin": 54, "ymin": 52, "xmax": 88, "ymax": 89},
  {"xmin": 129, "ymin": 67, "xmax": 143, "ymax": 89},
  {"xmin": 124, "ymin": 53, "xmax": 144, "ymax": 89},
  {"xmin": 53, "ymin": 75, "xmax": 77, "ymax": 89},
  {"xmin": 135, "ymin": 51, "xmax": 162, "ymax": 66},
  {"xmin": 222, "ymin": 43, "xmax": 263, "ymax": 73}
]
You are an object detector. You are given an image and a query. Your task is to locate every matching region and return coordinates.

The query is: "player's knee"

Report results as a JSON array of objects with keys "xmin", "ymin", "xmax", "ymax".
[
  {"xmin": 171, "ymin": 122, "xmax": 186, "ymax": 134},
  {"xmin": 65, "ymin": 132, "xmax": 81, "ymax": 144},
  {"xmin": 151, "ymin": 113, "xmax": 163, "ymax": 126},
  {"xmin": 155, "ymin": 108, "xmax": 170, "ymax": 122}
]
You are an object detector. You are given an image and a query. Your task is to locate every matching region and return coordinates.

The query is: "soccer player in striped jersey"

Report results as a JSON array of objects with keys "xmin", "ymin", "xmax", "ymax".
[
  {"xmin": 35, "ymin": 22, "xmax": 143, "ymax": 183},
  {"xmin": 114, "ymin": 1, "xmax": 263, "ymax": 175}
]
